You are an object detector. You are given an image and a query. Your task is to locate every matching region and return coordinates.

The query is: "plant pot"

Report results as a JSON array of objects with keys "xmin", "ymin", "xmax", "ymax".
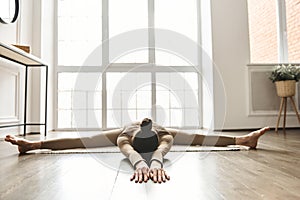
[{"xmin": 275, "ymin": 80, "xmax": 296, "ymax": 97}]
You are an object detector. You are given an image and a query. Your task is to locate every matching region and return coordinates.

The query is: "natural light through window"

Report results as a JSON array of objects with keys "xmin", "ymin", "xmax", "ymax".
[
  {"xmin": 56, "ymin": 0, "xmax": 200, "ymax": 129},
  {"xmin": 106, "ymin": 72, "xmax": 151, "ymax": 128},
  {"xmin": 110, "ymin": 50, "xmax": 149, "ymax": 64},
  {"xmin": 285, "ymin": 0, "xmax": 300, "ymax": 63},
  {"xmin": 155, "ymin": 50, "xmax": 191, "ymax": 66},
  {"xmin": 155, "ymin": 0, "xmax": 198, "ymax": 66},
  {"xmin": 109, "ymin": 0, "xmax": 148, "ymax": 63},
  {"xmin": 248, "ymin": 0, "xmax": 278, "ymax": 63},
  {"xmin": 248, "ymin": 0, "xmax": 300, "ymax": 63},
  {"xmin": 57, "ymin": 72, "xmax": 102, "ymax": 129},
  {"xmin": 57, "ymin": 0, "xmax": 102, "ymax": 66},
  {"xmin": 156, "ymin": 72, "xmax": 199, "ymax": 127}
]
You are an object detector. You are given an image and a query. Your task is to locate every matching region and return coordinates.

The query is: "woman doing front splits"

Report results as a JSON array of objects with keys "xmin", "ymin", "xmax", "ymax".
[{"xmin": 5, "ymin": 118, "xmax": 270, "ymax": 184}]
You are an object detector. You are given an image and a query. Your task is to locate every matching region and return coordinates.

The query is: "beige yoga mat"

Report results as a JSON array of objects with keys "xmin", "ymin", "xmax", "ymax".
[{"xmin": 28, "ymin": 145, "xmax": 249, "ymax": 154}]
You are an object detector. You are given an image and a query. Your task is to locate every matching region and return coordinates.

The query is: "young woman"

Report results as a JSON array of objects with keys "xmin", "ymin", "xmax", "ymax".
[{"xmin": 5, "ymin": 118, "xmax": 270, "ymax": 184}]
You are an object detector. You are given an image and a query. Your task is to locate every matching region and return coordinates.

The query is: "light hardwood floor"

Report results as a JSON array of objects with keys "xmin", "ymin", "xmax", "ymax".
[{"xmin": 0, "ymin": 129, "xmax": 299, "ymax": 200}]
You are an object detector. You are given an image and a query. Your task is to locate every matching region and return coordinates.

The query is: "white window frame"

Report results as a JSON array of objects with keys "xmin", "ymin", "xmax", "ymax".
[
  {"xmin": 54, "ymin": 0, "xmax": 202, "ymax": 131},
  {"xmin": 248, "ymin": 0, "xmax": 300, "ymax": 64},
  {"xmin": 276, "ymin": 0, "xmax": 289, "ymax": 63}
]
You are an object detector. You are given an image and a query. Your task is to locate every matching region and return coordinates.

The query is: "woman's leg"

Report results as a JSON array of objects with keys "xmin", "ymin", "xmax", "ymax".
[
  {"xmin": 41, "ymin": 128, "xmax": 123, "ymax": 150},
  {"xmin": 166, "ymin": 128, "xmax": 235, "ymax": 146},
  {"xmin": 5, "ymin": 128, "xmax": 123, "ymax": 153},
  {"xmin": 165, "ymin": 127, "xmax": 270, "ymax": 148}
]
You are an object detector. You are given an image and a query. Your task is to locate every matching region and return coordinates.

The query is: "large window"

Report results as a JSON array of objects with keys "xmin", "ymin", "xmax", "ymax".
[
  {"xmin": 56, "ymin": 0, "xmax": 200, "ymax": 129},
  {"xmin": 248, "ymin": 0, "xmax": 300, "ymax": 63}
]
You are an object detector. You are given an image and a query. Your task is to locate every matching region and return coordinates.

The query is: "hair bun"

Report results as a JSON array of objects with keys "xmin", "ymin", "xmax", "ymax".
[{"xmin": 141, "ymin": 118, "xmax": 152, "ymax": 128}]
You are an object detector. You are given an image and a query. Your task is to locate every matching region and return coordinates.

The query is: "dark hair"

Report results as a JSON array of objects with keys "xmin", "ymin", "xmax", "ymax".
[{"xmin": 140, "ymin": 118, "xmax": 152, "ymax": 130}]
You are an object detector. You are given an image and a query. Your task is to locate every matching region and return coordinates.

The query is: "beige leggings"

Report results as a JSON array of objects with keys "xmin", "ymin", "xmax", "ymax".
[{"xmin": 41, "ymin": 128, "xmax": 236, "ymax": 150}]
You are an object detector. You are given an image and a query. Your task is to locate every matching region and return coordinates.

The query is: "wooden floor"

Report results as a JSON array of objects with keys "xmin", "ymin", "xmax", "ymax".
[{"xmin": 0, "ymin": 129, "xmax": 299, "ymax": 200}]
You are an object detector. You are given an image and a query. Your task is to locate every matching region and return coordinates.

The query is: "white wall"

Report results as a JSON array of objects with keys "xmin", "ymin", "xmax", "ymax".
[
  {"xmin": 200, "ymin": 0, "xmax": 214, "ymax": 129},
  {"xmin": 207, "ymin": 0, "xmax": 299, "ymax": 129},
  {"xmin": 40, "ymin": 0, "xmax": 55, "ymax": 134},
  {"xmin": 0, "ymin": 23, "xmax": 17, "ymax": 44},
  {"xmin": 0, "ymin": 0, "xmax": 55, "ymax": 136},
  {"xmin": 0, "ymin": 59, "xmax": 24, "ymax": 123},
  {"xmin": 0, "ymin": 0, "xmax": 33, "ymax": 136},
  {"xmin": 0, "ymin": 0, "xmax": 33, "ymax": 44},
  {"xmin": 28, "ymin": 0, "xmax": 42, "ymax": 133}
]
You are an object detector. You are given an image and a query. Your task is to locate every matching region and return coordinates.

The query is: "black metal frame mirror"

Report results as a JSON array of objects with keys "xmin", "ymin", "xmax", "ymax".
[{"xmin": 0, "ymin": 0, "xmax": 19, "ymax": 24}]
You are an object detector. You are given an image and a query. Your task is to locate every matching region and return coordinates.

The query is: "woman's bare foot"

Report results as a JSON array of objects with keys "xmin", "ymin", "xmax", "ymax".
[
  {"xmin": 235, "ymin": 127, "xmax": 270, "ymax": 149},
  {"xmin": 4, "ymin": 135, "xmax": 41, "ymax": 154}
]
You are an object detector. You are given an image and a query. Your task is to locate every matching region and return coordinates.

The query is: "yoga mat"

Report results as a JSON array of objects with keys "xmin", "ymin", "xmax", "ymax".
[{"xmin": 28, "ymin": 145, "xmax": 249, "ymax": 154}]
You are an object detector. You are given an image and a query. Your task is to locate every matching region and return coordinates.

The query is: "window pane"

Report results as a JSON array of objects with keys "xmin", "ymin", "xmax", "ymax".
[
  {"xmin": 109, "ymin": 0, "xmax": 148, "ymax": 63},
  {"xmin": 58, "ymin": 72, "xmax": 77, "ymax": 90},
  {"xmin": 155, "ymin": 50, "xmax": 191, "ymax": 66},
  {"xmin": 107, "ymin": 73, "xmax": 124, "ymax": 109},
  {"xmin": 73, "ymin": 91, "xmax": 87, "ymax": 109},
  {"xmin": 286, "ymin": 0, "xmax": 300, "ymax": 62},
  {"xmin": 156, "ymin": 72, "xmax": 199, "ymax": 127},
  {"xmin": 87, "ymin": 110, "xmax": 102, "ymax": 128},
  {"xmin": 170, "ymin": 109, "xmax": 183, "ymax": 127},
  {"xmin": 137, "ymin": 90, "xmax": 151, "ymax": 109},
  {"xmin": 72, "ymin": 110, "xmax": 87, "ymax": 128},
  {"xmin": 184, "ymin": 108, "xmax": 199, "ymax": 127},
  {"xmin": 155, "ymin": 0, "xmax": 197, "ymax": 43},
  {"xmin": 57, "ymin": 0, "xmax": 102, "ymax": 66},
  {"xmin": 57, "ymin": 72, "xmax": 102, "ymax": 129},
  {"xmin": 111, "ymin": 50, "xmax": 149, "ymax": 63},
  {"xmin": 155, "ymin": 0, "xmax": 198, "ymax": 66},
  {"xmin": 58, "ymin": 110, "xmax": 72, "ymax": 128},
  {"xmin": 156, "ymin": 88, "xmax": 170, "ymax": 108},
  {"xmin": 156, "ymin": 106, "xmax": 169, "ymax": 127},
  {"xmin": 107, "ymin": 109, "xmax": 121, "ymax": 128},
  {"xmin": 248, "ymin": 0, "xmax": 278, "ymax": 63},
  {"xmin": 88, "ymin": 91, "xmax": 102, "ymax": 109},
  {"xmin": 58, "ymin": 91, "xmax": 72, "ymax": 109},
  {"xmin": 107, "ymin": 72, "xmax": 151, "ymax": 128},
  {"xmin": 137, "ymin": 109, "xmax": 152, "ymax": 121}
]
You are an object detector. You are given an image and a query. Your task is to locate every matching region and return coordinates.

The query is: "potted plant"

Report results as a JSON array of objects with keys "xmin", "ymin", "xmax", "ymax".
[{"xmin": 269, "ymin": 64, "xmax": 300, "ymax": 97}]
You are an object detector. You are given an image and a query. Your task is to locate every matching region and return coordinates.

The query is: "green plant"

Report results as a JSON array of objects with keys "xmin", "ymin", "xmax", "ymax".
[{"xmin": 269, "ymin": 64, "xmax": 300, "ymax": 83}]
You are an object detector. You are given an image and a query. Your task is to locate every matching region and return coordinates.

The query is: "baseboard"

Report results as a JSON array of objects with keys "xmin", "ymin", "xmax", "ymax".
[
  {"xmin": 219, "ymin": 127, "xmax": 300, "ymax": 132},
  {"xmin": 28, "ymin": 132, "xmax": 41, "ymax": 135}
]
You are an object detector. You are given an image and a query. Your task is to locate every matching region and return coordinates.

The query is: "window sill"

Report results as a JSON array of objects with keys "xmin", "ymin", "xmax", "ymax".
[{"xmin": 247, "ymin": 63, "xmax": 300, "ymax": 67}]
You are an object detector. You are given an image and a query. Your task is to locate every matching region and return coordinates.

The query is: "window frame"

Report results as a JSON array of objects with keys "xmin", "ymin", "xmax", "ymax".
[
  {"xmin": 276, "ymin": 0, "xmax": 289, "ymax": 63},
  {"xmin": 248, "ymin": 0, "xmax": 299, "ymax": 64},
  {"xmin": 54, "ymin": 0, "xmax": 202, "ymax": 130}
]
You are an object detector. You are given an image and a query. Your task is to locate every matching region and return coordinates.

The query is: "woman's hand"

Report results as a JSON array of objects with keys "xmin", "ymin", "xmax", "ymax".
[
  {"xmin": 149, "ymin": 168, "xmax": 170, "ymax": 183},
  {"xmin": 149, "ymin": 160, "xmax": 170, "ymax": 183},
  {"xmin": 130, "ymin": 161, "xmax": 150, "ymax": 183}
]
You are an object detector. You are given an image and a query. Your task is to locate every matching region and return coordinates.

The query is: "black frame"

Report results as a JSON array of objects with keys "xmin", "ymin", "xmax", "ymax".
[
  {"xmin": 0, "ymin": 43, "xmax": 48, "ymax": 136},
  {"xmin": 0, "ymin": 0, "xmax": 20, "ymax": 24}
]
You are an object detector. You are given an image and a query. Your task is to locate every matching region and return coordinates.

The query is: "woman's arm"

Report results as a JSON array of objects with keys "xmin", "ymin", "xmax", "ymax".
[
  {"xmin": 149, "ymin": 133, "xmax": 173, "ymax": 183},
  {"xmin": 150, "ymin": 134, "xmax": 173, "ymax": 167},
  {"xmin": 117, "ymin": 133, "xmax": 150, "ymax": 183}
]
